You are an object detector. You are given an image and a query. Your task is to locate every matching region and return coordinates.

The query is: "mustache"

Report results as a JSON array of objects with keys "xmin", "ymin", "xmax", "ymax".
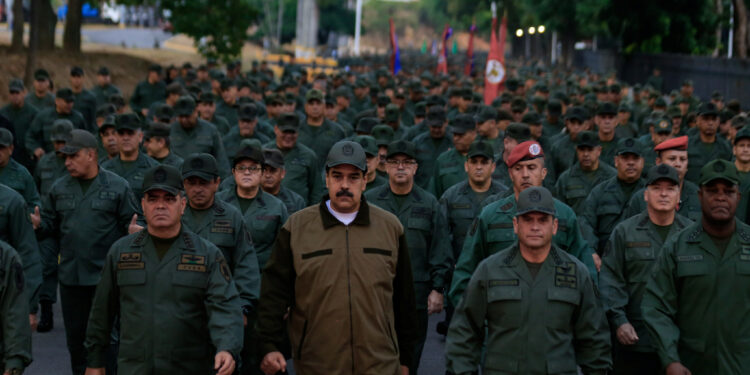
[{"xmin": 336, "ymin": 190, "xmax": 354, "ymax": 198}]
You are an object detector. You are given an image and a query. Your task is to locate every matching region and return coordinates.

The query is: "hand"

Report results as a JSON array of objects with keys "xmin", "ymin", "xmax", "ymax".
[
  {"xmin": 30, "ymin": 206, "xmax": 41, "ymax": 230},
  {"xmin": 243, "ymin": 314, "xmax": 248, "ymax": 327},
  {"xmin": 140, "ymin": 108, "xmax": 149, "ymax": 116},
  {"xmin": 128, "ymin": 214, "xmax": 143, "ymax": 234},
  {"xmin": 616, "ymin": 323, "xmax": 639, "ymax": 345},
  {"xmin": 400, "ymin": 365, "xmax": 409, "ymax": 375},
  {"xmin": 427, "ymin": 290, "xmax": 444, "ymax": 315},
  {"xmin": 33, "ymin": 148, "xmax": 45, "ymax": 160},
  {"xmin": 666, "ymin": 362, "xmax": 691, "ymax": 375},
  {"xmin": 592, "ymin": 253, "xmax": 602, "ymax": 272},
  {"xmin": 29, "ymin": 313, "xmax": 38, "ymax": 331},
  {"xmin": 214, "ymin": 351, "xmax": 235, "ymax": 375},
  {"xmin": 84, "ymin": 368, "xmax": 106, "ymax": 375},
  {"xmin": 260, "ymin": 351, "xmax": 287, "ymax": 375}
]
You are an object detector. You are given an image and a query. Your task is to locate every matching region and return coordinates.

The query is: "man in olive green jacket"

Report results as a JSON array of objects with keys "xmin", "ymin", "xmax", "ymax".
[
  {"xmin": 0, "ymin": 240, "xmax": 32, "ymax": 375},
  {"xmin": 169, "ymin": 96, "xmax": 231, "ymax": 178}
]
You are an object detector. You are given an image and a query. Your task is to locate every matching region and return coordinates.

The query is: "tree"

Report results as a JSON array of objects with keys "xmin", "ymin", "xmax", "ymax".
[
  {"xmin": 11, "ymin": 0, "xmax": 24, "ymax": 52},
  {"xmin": 37, "ymin": 0, "xmax": 57, "ymax": 51},
  {"xmin": 734, "ymin": 0, "xmax": 747, "ymax": 58},
  {"xmin": 63, "ymin": 0, "xmax": 83, "ymax": 52}
]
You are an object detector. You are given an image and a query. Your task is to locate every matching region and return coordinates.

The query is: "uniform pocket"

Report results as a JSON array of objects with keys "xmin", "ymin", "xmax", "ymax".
[
  {"xmin": 172, "ymin": 270, "xmax": 208, "ymax": 288},
  {"xmin": 91, "ymin": 198, "xmax": 117, "ymax": 213},
  {"xmin": 676, "ymin": 259, "xmax": 709, "ymax": 278},
  {"xmin": 407, "ymin": 217, "xmax": 431, "ymax": 232},
  {"xmin": 117, "ymin": 270, "xmax": 146, "ymax": 286},
  {"xmin": 55, "ymin": 198, "xmax": 76, "ymax": 211},
  {"xmin": 545, "ymin": 288, "xmax": 581, "ymax": 329},
  {"xmin": 487, "ymin": 287, "xmax": 523, "ymax": 327}
]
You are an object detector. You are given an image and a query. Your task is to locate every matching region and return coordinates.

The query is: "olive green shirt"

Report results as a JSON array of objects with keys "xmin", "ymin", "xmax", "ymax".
[
  {"xmin": 129, "ymin": 80, "xmax": 166, "ymax": 114},
  {"xmin": 26, "ymin": 108, "xmax": 89, "ymax": 153},
  {"xmin": 412, "ymin": 132, "xmax": 453, "ymax": 189},
  {"xmin": 554, "ymin": 162, "xmax": 617, "ymax": 215},
  {"xmin": 0, "ymin": 240, "xmax": 32, "ymax": 372},
  {"xmin": 263, "ymin": 141, "xmax": 324, "ymax": 205},
  {"xmin": 169, "ymin": 119, "xmax": 231, "ymax": 178},
  {"xmin": 430, "ymin": 148, "xmax": 467, "ymax": 199},
  {"xmin": 101, "ymin": 152, "xmax": 160, "ymax": 199},
  {"xmin": 623, "ymin": 180, "xmax": 702, "ymax": 222},
  {"xmin": 0, "ymin": 159, "xmax": 41, "ymax": 211}
]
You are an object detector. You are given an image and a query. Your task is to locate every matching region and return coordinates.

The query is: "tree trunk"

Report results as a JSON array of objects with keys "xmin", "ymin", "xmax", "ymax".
[
  {"xmin": 37, "ymin": 0, "xmax": 57, "ymax": 51},
  {"xmin": 735, "ymin": 0, "xmax": 748, "ymax": 58},
  {"xmin": 11, "ymin": 0, "xmax": 24, "ymax": 51},
  {"xmin": 63, "ymin": 0, "xmax": 83, "ymax": 52},
  {"xmin": 559, "ymin": 32, "xmax": 575, "ymax": 68},
  {"xmin": 25, "ymin": 0, "xmax": 40, "ymax": 85},
  {"xmin": 713, "ymin": 0, "xmax": 723, "ymax": 57}
]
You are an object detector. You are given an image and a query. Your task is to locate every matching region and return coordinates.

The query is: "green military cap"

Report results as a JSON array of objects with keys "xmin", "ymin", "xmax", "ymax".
[
  {"xmin": 100, "ymin": 115, "xmax": 116, "ymax": 132},
  {"xmin": 8, "ymin": 78, "xmax": 24, "ymax": 93},
  {"xmin": 148, "ymin": 64, "xmax": 163, "ymax": 74},
  {"xmin": 145, "ymin": 122, "xmax": 171, "ymax": 139},
  {"xmin": 609, "ymin": 83, "xmax": 621, "ymax": 93},
  {"xmin": 60, "ymin": 129, "xmax": 98, "ymax": 154},
  {"xmin": 521, "ymin": 111, "xmax": 542, "ymax": 125},
  {"xmin": 277, "ymin": 113, "xmax": 300, "ymax": 132},
  {"xmin": 372, "ymin": 125, "xmax": 395, "ymax": 147},
  {"xmin": 352, "ymin": 135, "xmax": 378, "ymax": 157},
  {"xmin": 461, "ymin": 88, "xmax": 473, "ymax": 100},
  {"xmin": 153, "ymin": 103, "xmax": 174, "ymax": 122},
  {"xmin": 596, "ymin": 102, "xmax": 618, "ymax": 116},
  {"xmin": 426, "ymin": 105, "xmax": 447, "ymax": 127},
  {"xmin": 51, "ymin": 119, "xmax": 74, "ymax": 142},
  {"xmin": 727, "ymin": 99, "xmax": 742, "ymax": 113},
  {"xmin": 735, "ymin": 125, "xmax": 750, "ymax": 144},
  {"xmin": 234, "ymin": 143, "xmax": 264, "ymax": 167},
  {"xmin": 238, "ymin": 103, "xmax": 258, "ymax": 121},
  {"xmin": 491, "ymin": 97, "xmax": 503, "ymax": 107},
  {"xmin": 376, "ymin": 94, "xmax": 391, "ymax": 107},
  {"xmin": 34, "ymin": 69, "xmax": 50, "ymax": 81},
  {"xmin": 219, "ymin": 79, "xmax": 237, "ymax": 91},
  {"xmin": 510, "ymin": 98, "xmax": 527, "ymax": 112},
  {"xmin": 505, "ymin": 78, "xmax": 520, "ymax": 91},
  {"xmin": 97, "ymin": 66, "xmax": 110, "ymax": 76},
  {"xmin": 699, "ymin": 159, "xmax": 739, "ymax": 186},
  {"xmin": 451, "ymin": 114, "xmax": 476, "ymax": 134},
  {"xmin": 475, "ymin": 105, "xmax": 497, "ymax": 124},
  {"xmin": 467, "ymin": 140, "xmax": 495, "ymax": 160},
  {"xmin": 516, "ymin": 186, "xmax": 556, "ymax": 217},
  {"xmin": 354, "ymin": 79, "xmax": 368, "ymax": 88},
  {"xmin": 305, "ymin": 89, "xmax": 324, "ymax": 103},
  {"xmin": 326, "ymin": 140, "xmax": 367, "ymax": 171},
  {"xmin": 654, "ymin": 117, "xmax": 673, "ymax": 134},
  {"xmin": 56, "ymin": 88, "xmax": 75, "ymax": 102},
  {"xmin": 0, "ymin": 128, "xmax": 12, "ymax": 147},
  {"xmin": 284, "ymin": 92, "xmax": 297, "ymax": 104},
  {"xmin": 618, "ymin": 103, "xmax": 631, "ymax": 113},
  {"xmin": 265, "ymin": 93, "xmax": 282, "ymax": 105},
  {"xmin": 497, "ymin": 110, "xmax": 513, "ymax": 122},
  {"xmin": 616, "ymin": 138, "xmax": 642, "ymax": 156},
  {"xmin": 576, "ymin": 131, "xmax": 600, "ymax": 148},
  {"xmin": 646, "ymin": 164, "xmax": 680, "ymax": 186},
  {"xmin": 115, "ymin": 113, "xmax": 141, "ymax": 131},
  {"xmin": 414, "ymin": 102, "xmax": 427, "ymax": 118},
  {"xmin": 240, "ymin": 138, "xmax": 262, "ymax": 150},
  {"xmin": 698, "ymin": 102, "xmax": 719, "ymax": 117},
  {"xmin": 143, "ymin": 165, "xmax": 183, "ymax": 196},
  {"xmin": 174, "ymin": 96, "xmax": 196, "ymax": 116},
  {"xmin": 386, "ymin": 139, "xmax": 416, "ymax": 159},
  {"xmin": 565, "ymin": 106, "xmax": 587, "ymax": 121},
  {"xmin": 654, "ymin": 97, "xmax": 667, "ymax": 108},
  {"xmin": 185, "ymin": 70, "xmax": 197, "ymax": 82},
  {"xmin": 712, "ymin": 90, "xmax": 723, "ymax": 100},
  {"xmin": 547, "ymin": 99, "xmax": 562, "ymax": 115},
  {"xmin": 504, "ymin": 122, "xmax": 531, "ymax": 142},
  {"xmin": 720, "ymin": 109, "xmax": 734, "ymax": 123},
  {"xmin": 262, "ymin": 148, "xmax": 284, "ymax": 169},
  {"xmin": 108, "ymin": 93, "xmax": 126, "ymax": 108},
  {"xmin": 182, "ymin": 153, "xmax": 219, "ymax": 180},
  {"xmin": 447, "ymin": 87, "xmax": 460, "ymax": 98},
  {"xmin": 682, "ymin": 79, "xmax": 693, "ymax": 87},
  {"xmin": 208, "ymin": 69, "xmax": 224, "ymax": 81},
  {"xmin": 385, "ymin": 104, "xmax": 400, "ymax": 122},
  {"xmin": 732, "ymin": 115, "xmax": 748, "ymax": 131},
  {"xmin": 535, "ymin": 84, "xmax": 549, "ymax": 93},
  {"xmin": 356, "ymin": 117, "xmax": 379, "ymax": 134},
  {"xmin": 333, "ymin": 86, "xmax": 352, "ymax": 99},
  {"xmin": 166, "ymin": 82, "xmax": 184, "ymax": 96},
  {"xmin": 666, "ymin": 106, "xmax": 682, "ymax": 118}
]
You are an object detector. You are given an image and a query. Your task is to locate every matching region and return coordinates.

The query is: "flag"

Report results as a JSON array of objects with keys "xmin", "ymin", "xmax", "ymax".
[
  {"xmin": 484, "ymin": 8, "xmax": 507, "ymax": 105},
  {"xmin": 421, "ymin": 41, "xmax": 427, "ymax": 54},
  {"xmin": 464, "ymin": 23, "xmax": 477, "ymax": 76},
  {"xmin": 436, "ymin": 24, "xmax": 452, "ymax": 75},
  {"xmin": 389, "ymin": 18, "xmax": 401, "ymax": 75}
]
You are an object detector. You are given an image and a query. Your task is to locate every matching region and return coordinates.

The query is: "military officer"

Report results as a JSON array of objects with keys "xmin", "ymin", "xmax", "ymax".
[
  {"xmin": 223, "ymin": 103, "xmax": 271, "ymax": 158},
  {"xmin": 372, "ymin": 124, "xmax": 395, "ymax": 178},
  {"xmin": 445, "ymin": 186, "xmax": 611, "ymax": 375},
  {"xmin": 0, "ymin": 128, "xmax": 41, "ymax": 211},
  {"xmin": 594, "ymin": 102, "xmax": 623, "ymax": 166},
  {"xmin": 431, "ymin": 114, "xmax": 477, "ymax": 199},
  {"xmin": 642, "ymin": 159, "xmax": 750, "ymax": 374},
  {"xmin": 84, "ymin": 165, "xmax": 242, "ymax": 375},
  {"xmin": 259, "ymin": 148, "xmax": 307, "ymax": 214},
  {"xmin": 600, "ymin": 165, "xmax": 692, "ymax": 374},
  {"xmin": 0, "ymin": 79, "xmax": 38, "ymax": 170},
  {"xmin": 554, "ymin": 130, "xmax": 617, "ymax": 214},
  {"xmin": 549, "ymin": 106, "xmax": 589, "ymax": 176},
  {"xmin": 734, "ymin": 127, "xmax": 750, "ymax": 221},
  {"xmin": 352, "ymin": 135, "xmax": 388, "ymax": 191},
  {"xmin": 142, "ymin": 122, "xmax": 184, "ymax": 169},
  {"xmin": 101, "ymin": 113, "xmax": 160, "ymax": 199},
  {"xmin": 97, "ymin": 115, "xmax": 119, "ymax": 163},
  {"xmin": 32, "ymin": 129, "xmax": 140, "ymax": 375},
  {"xmin": 474, "ymin": 105, "xmax": 503, "ymax": 155},
  {"xmin": 91, "ymin": 67, "xmax": 121, "ymax": 108},
  {"xmin": 413, "ymin": 106, "xmax": 453, "ymax": 189},
  {"xmin": 69, "ymin": 66, "xmax": 98, "ymax": 128},
  {"xmin": 25, "ymin": 69, "xmax": 55, "ymax": 110},
  {"xmin": 197, "ymin": 92, "xmax": 232, "ymax": 135},
  {"xmin": 365, "ymin": 139, "xmax": 452, "ymax": 374},
  {"xmin": 0, "ymin": 240, "xmax": 32, "ymax": 375},
  {"xmin": 129, "ymin": 64, "xmax": 166, "ymax": 116},
  {"xmin": 492, "ymin": 122, "xmax": 532, "ymax": 189},
  {"xmin": 384, "ymin": 103, "xmax": 407, "ymax": 140},
  {"xmin": 296, "ymin": 89, "xmax": 347, "ymax": 169},
  {"xmin": 26, "ymin": 88, "xmax": 88, "ymax": 158},
  {"xmin": 451, "ymin": 140, "xmax": 596, "ymax": 305},
  {"xmin": 685, "ymin": 103, "xmax": 732, "ymax": 183},
  {"xmin": 639, "ymin": 116, "xmax": 674, "ymax": 173},
  {"xmin": 169, "ymin": 95, "xmax": 231, "ymax": 177}
]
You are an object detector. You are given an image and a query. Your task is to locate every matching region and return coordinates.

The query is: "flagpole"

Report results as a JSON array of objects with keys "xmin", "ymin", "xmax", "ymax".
[{"xmin": 353, "ymin": 0, "xmax": 363, "ymax": 56}]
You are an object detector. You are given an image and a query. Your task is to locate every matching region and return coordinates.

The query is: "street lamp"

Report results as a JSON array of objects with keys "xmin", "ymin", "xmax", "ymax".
[
  {"xmin": 528, "ymin": 26, "xmax": 536, "ymax": 35},
  {"xmin": 516, "ymin": 29, "xmax": 523, "ymax": 37},
  {"xmin": 538, "ymin": 25, "xmax": 546, "ymax": 34}
]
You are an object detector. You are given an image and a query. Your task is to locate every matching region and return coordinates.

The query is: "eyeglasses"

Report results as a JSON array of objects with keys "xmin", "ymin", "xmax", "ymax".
[
  {"xmin": 386, "ymin": 159, "xmax": 417, "ymax": 167},
  {"xmin": 234, "ymin": 165, "xmax": 263, "ymax": 173}
]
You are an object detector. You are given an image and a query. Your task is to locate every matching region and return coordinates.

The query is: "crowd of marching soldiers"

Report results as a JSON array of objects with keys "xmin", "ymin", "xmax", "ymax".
[{"xmin": 0, "ymin": 55, "xmax": 748, "ymax": 375}]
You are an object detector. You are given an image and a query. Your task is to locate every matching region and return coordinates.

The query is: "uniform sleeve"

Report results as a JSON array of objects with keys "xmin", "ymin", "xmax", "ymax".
[
  {"xmin": 24, "ymin": 113, "xmax": 44, "ymax": 154},
  {"xmin": 1, "ymin": 248, "xmax": 32, "ymax": 371},
  {"xmin": 429, "ymin": 199, "xmax": 453, "ymax": 291},
  {"xmin": 6, "ymin": 195, "xmax": 42, "ymax": 311},
  {"xmin": 129, "ymin": 84, "xmax": 143, "ymax": 113},
  {"xmin": 573, "ymin": 267, "xmax": 612, "ymax": 374},
  {"xmin": 255, "ymin": 227, "xmax": 296, "ymax": 357},
  {"xmin": 85, "ymin": 247, "xmax": 119, "ymax": 368},
  {"xmin": 578, "ymin": 194, "xmax": 600, "ymax": 253},
  {"xmin": 445, "ymin": 261, "xmax": 487, "ymax": 375},
  {"xmin": 21, "ymin": 172, "xmax": 42, "ymax": 213},
  {"xmin": 448, "ymin": 215, "xmax": 488, "ymax": 307},
  {"xmin": 205, "ymin": 249, "xmax": 244, "ymax": 357},
  {"xmin": 641, "ymin": 238, "xmax": 682, "ymax": 368},
  {"xmin": 599, "ymin": 226, "xmax": 630, "ymax": 330},
  {"xmin": 232, "ymin": 219, "xmax": 261, "ymax": 308},
  {"xmin": 212, "ymin": 130, "xmax": 232, "ymax": 179},
  {"xmin": 393, "ymin": 233, "xmax": 417, "ymax": 368},
  {"xmin": 307, "ymin": 159, "xmax": 325, "ymax": 205},
  {"xmin": 117, "ymin": 185, "xmax": 142, "ymax": 232},
  {"xmin": 564, "ymin": 213, "xmax": 598, "ymax": 284}
]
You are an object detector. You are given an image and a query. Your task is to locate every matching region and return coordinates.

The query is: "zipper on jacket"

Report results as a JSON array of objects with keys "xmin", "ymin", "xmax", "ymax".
[
  {"xmin": 346, "ymin": 226, "xmax": 355, "ymax": 373},
  {"xmin": 297, "ymin": 320, "xmax": 308, "ymax": 360}
]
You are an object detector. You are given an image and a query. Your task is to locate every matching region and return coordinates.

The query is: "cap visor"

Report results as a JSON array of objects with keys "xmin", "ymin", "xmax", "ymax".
[
  {"xmin": 515, "ymin": 208, "xmax": 556, "ymax": 217},
  {"xmin": 59, "ymin": 145, "xmax": 82, "ymax": 155},
  {"xmin": 182, "ymin": 171, "xmax": 217, "ymax": 181},
  {"xmin": 701, "ymin": 176, "xmax": 739, "ymax": 186},
  {"xmin": 143, "ymin": 185, "xmax": 180, "ymax": 196},
  {"xmin": 326, "ymin": 160, "xmax": 366, "ymax": 171},
  {"xmin": 277, "ymin": 125, "xmax": 298, "ymax": 132}
]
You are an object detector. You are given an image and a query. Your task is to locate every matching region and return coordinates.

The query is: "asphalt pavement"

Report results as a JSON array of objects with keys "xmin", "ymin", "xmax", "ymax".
[{"xmin": 81, "ymin": 27, "xmax": 174, "ymax": 49}]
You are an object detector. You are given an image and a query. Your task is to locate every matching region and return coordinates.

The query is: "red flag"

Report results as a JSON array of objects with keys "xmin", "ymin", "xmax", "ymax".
[
  {"xmin": 464, "ymin": 24, "xmax": 477, "ymax": 76},
  {"xmin": 436, "ymin": 24, "xmax": 451, "ymax": 75},
  {"xmin": 483, "ymin": 13, "xmax": 507, "ymax": 105}
]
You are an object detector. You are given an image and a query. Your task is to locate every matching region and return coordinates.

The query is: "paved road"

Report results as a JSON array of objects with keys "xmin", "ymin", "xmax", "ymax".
[
  {"xmin": 25, "ymin": 296, "xmax": 448, "ymax": 374},
  {"xmin": 81, "ymin": 27, "xmax": 174, "ymax": 49}
]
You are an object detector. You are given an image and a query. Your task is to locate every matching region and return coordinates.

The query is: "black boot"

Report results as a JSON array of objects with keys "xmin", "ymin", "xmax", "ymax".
[{"xmin": 37, "ymin": 301, "xmax": 54, "ymax": 332}]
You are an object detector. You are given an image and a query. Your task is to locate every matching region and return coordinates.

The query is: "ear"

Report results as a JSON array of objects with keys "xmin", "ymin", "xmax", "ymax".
[
  {"xmin": 552, "ymin": 218, "xmax": 559, "ymax": 236},
  {"xmin": 512, "ymin": 217, "xmax": 519, "ymax": 235}
]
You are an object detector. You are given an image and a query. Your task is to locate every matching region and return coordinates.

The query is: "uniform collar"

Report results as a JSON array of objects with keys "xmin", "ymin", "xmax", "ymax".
[{"xmin": 319, "ymin": 195, "xmax": 371, "ymax": 229}]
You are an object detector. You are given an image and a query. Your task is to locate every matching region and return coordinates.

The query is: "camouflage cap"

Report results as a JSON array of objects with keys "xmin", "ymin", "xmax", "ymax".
[
  {"xmin": 262, "ymin": 148, "xmax": 284, "ymax": 169},
  {"xmin": 646, "ymin": 164, "xmax": 680, "ymax": 186},
  {"xmin": 372, "ymin": 125, "xmax": 395, "ymax": 147},
  {"xmin": 326, "ymin": 140, "xmax": 367, "ymax": 171},
  {"xmin": 386, "ymin": 139, "xmax": 417, "ymax": 159},
  {"xmin": 467, "ymin": 141, "xmax": 495, "ymax": 160},
  {"xmin": 516, "ymin": 186, "xmax": 556, "ymax": 217},
  {"xmin": 60, "ymin": 129, "xmax": 98, "ymax": 155},
  {"xmin": 277, "ymin": 113, "xmax": 300, "ymax": 132},
  {"xmin": 143, "ymin": 165, "xmax": 183, "ymax": 196},
  {"xmin": 182, "ymin": 153, "xmax": 219, "ymax": 181},
  {"xmin": 305, "ymin": 89, "xmax": 324, "ymax": 103},
  {"xmin": 51, "ymin": 119, "xmax": 74, "ymax": 142},
  {"xmin": 576, "ymin": 131, "xmax": 600, "ymax": 148},
  {"xmin": 352, "ymin": 135, "xmax": 378, "ymax": 157},
  {"xmin": 0, "ymin": 128, "xmax": 12, "ymax": 147},
  {"xmin": 451, "ymin": 114, "xmax": 477, "ymax": 134},
  {"xmin": 699, "ymin": 159, "xmax": 739, "ymax": 186}
]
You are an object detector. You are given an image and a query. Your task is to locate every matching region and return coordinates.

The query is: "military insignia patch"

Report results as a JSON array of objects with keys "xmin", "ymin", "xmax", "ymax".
[
  {"xmin": 342, "ymin": 144, "xmax": 354, "ymax": 156},
  {"xmin": 219, "ymin": 256, "xmax": 232, "ymax": 281},
  {"xmin": 489, "ymin": 279, "xmax": 519, "ymax": 287},
  {"xmin": 657, "ymin": 164, "xmax": 669, "ymax": 174},
  {"xmin": 117, "ymin": 262, "xmax": 145, "ymax": 270},
  {"xmin": 554, "ymin": 262, "xmax": 577, "ymax": 288},
  {"xmin": 529, "ymin": 143, "xmax": 541, "ymax": 156},
  {"xmin": 191, "ymin": 158, "xmax": 204, "ymax": 169},
  {"xmin": 714, "ymin": 162, "xmax": 726, "ymax": 172},
  {"xmin": 625, "ymin": 138, "xmax": 635, "ymax": 147},
  {"xmin": 120, "ymin": 252, "xmax": 142, "ymax": 262},
  {"xmin": 177, "ymin": 264, "xmax": 206, "ymax": 272},
  {"xmin": 528, "ymin": 190, "xmax": 541, "ymax": 203},
  {"xmin": 181, "ymin": 254, "xmax": 206, "ymax": 265},
  {"xmin": 153, "ymin": 168, "xmax": 167, "ymax": 183}
]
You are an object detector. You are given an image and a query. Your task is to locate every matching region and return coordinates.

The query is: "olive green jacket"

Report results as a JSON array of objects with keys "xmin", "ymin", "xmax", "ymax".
[
  {"xmin": 554, "ymin": 162, "xmax": 617, "ymax": 215},
  {"xmin": 129, "ymin": 80, "xmax": 166, "ymax": 114},
  {"xmin": 0, "ymin": 158, "xmax": 41, "ymax": 211},
  {"xmin": 622, "ymin": 180, "xmax": 702, "ymax": 222},
  {"xmin": 0, "ymin": 240, "xmax": 32, "ymax": 372},
  {"xmin": 23, "ymin": 92, "xmax": 54, "ymax": 111},
  {"xmin": 263, "ymin": 141, "xmax": 324, "ymax": 205},
  {"xmin": 84, "ymin": 228, "xmax": 243, "ymax": 374},
  {"xmin": 446, "ymin": 245, "xmax": 611, "ymax": 375},
  {"xmin": 34, "ymin": 152, "xmax": 67, "ymax": 197},
  {"xmin": 0, "ymin": 103, "xmax": 38, "ymax": 168},
  {"xmin": 430, "ymin": 148, "xmax": 467, "ymax": 199},
  {"xmin": 685, "ymin": 135, "xmax": 732, "ymax": 183},
  {"xmin": 73, "ymin": 89, "xmax": 98, "ymax": 129},
  {"xmin": 600, "ymin": 211, "xmax": 691, "ymax": 353},
  {"xmin": 152, "ymin": 152, "xmax": 184, "ymax": 170},
  {"xmin": 26, "ymin": 108, "xmax": 88, "ymax": 153},
  {"xmin": 169, "ymin": 119, "xmax": 231, "ymax": 178},
  {"xmin": 91, "ymin": 84, "xmax": 121, "ymax": 108},
  {"xmin": 412, "ymin": 132, "xmax": 453, "ymax": 189},
  {"xmin": 549, "ymin": 135, "xmax": 578, "ymax": 177},
  {"xmin": 101, "ymin": 152, "xmax": 160, "ymax": 199},
  {"xmin": 642, "ymin": 219, "xmax": 750, "ymax": 373},
  {"xmin": 273, "ymin": 186, "xmax": 307, "ymax": 214},
  {"xmin": 222, "ymin": 127, "xmax": 271, "ymax": 159},
  {"xmin": 296, "ymin": 119, "xmax": 347, "ymax": 169}
]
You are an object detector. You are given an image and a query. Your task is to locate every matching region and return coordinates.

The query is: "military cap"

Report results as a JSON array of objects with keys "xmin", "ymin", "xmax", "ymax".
[
  {"xmin": 277, "ymin": 113, "xmax": 300, "ymax": 132},
  {"xmin": 262, "ymin": 148, "xmax": 285, "ymax": 169},
  {"xmin": 283, "ymin": 92, "xmax": 297, "ymax": 104},
  {"xmin": 238, "ymin": 103, "xmax": 258, "ymax": 121},
  {"xmin": 182, "ymin": 153, "xmax": 219, "ymax": 180},
  {"xmin": 354, "ymin": 79, "xmax": 368, "ymax": 88},
  {"xmin": 447, "ymin": 87, "xmax": 460, "ymax": 98},
  {"xmin": 461, "ymin": 88, "xmax": 474, "ymax": 100},
  {"xmin": 616, "ymin": 138, "xmax": 641, "ymax": 156},
  {"xmin": 174, "ymin": 95, "xmax": 196, "ymax": 116},
  {"xmin": 219, "ymin": 79, "xmax": 237, "ymax": 91},
  {"xmin": 732, "ymin": 115, "xmax": 748, "ymax": 130},
  {"xmin": 352, "ymin": 135, "xmax": 378, "ymax": 157},
  {"xmin": 699, "ymin": 159, "xmax": 739, "ymax": 186},
  {"xmin": 536, "ymin": 84, "xmax": 550, "ymax": 94},
  {"xmin": 506, "ymin": 140, "xmax": 544, "ymax": 167},
  {"xmin": 646, "ymin": 164, "xmax": 680, "ymax": 186},
  {"xmin": 475, "ymin": 105, "xmax": 498, "ymax": 124},
  {"xmin": 654, "ymin": 97, "xmax": 667, "ymax": 108},
  {"xmin": 356, "ymin": 117, "xmax": 379, "ymax": 134},
  {"xmin": 116, "ymin": 113, "xmax": 142, "ymax": 131},
  {"xmin": 414, "ymin": 102, "xmax": 427, "ymax": 118},
  {"xmin": 673, "ymin": 97, "xmax": 687, "ymax": 105},
  {"xmin": 510, "ymin": 98, "xmax": 527, "ymax": 112},
  {"xmin": 597, "ymin": 102, "xmax": 618, "ymax": 116},
  {"xmin": 426, "ymin": 95, "xmax": 446, "ymax": 107},
  {"xmin": 711, "ymin": 90, "xmax": 723, "ymax": 100},
  {"xmin": 666, "ymin": 107, "xmax": 682, "ymax": 118},
  {"xmin": 108, "ymin": 93, "xmax": 126, "ymax": 107},
  {"xmin": 143, "ymin": 165, "xmax": 183, "ymax": 196},
  {"xmin": 521, "ymin": 111, "xmax": 542, "ymax": 125},
  {"xmin": 654, "ymin": 117, "xmax": 673, "ymax": 134},
  {"xmin": 233, "ymin": 143, "xmax": 264, "ymax": 167},
  {"xmin": 698, "ymin": 102, "xmax": 719, "ymax": 117},
  {"xmin": 385, "ymin": 104, "xmax": 400, "ymax": 122},
  {"xmin": 148, "ymin": 64, "xmax": 163, "ymax": 73},
  {"xmin": 505, "ymin": 78, "xmax": 520, "ymax": 91},
  {"xmin": 56, "ymin": 88, "xmax": 75, "ymax": 102},
  {"xmin": 325, "ymin": 140, "xmax": 366, "ymax": 171},
  {"xmin": 618, "ymin": 103, "xmax": 631, "ymax": 113},
  {"xmin": 451, "ymin": 114, "xmax": 477, "ymax": 134},
  {"xmin": 376, "ymin": 94, "xmax": 391, "ymax": 107},
  {"xmin": 34, "ymin": 69, "xmax": 50, "ymax": 81},
  {"xmin": 209, "ymin": 69, "xmax": 225, "ymax": 81},
  {"xmin": 426, "ymin": 105, "xmax": 447, "ymax": 127},
  {"xmin": 97, "ymin": 66, "xmax": 110, "ymax": 76},
  {"xmin": 372, "ymin": 125, "xmax": 395, "ymax": 147},
  {"xmin": 497, "ymin": 110, "xmax": 513, "ymax": 122},
  {"xmin": 50, "ymin": 119, "xmax": 74, "ymax": 142},
  {"xmin": 153, "ymin": 103, "xmax": 174, "ymax": 122},
  {"xmin": 60, "ymin": 129, "xmax": 98, "ymax": 154},
  {"xmin": 386, "ymin": 140, "xmax": 416, "ymax": 159},
  {"xmin": 305, "ymin": 89, "xmax": 324, "ymax": 103},
  {"xmin": 70, "ymin": 66, "xmax": 84, "ymax": 77},
  {"xmin": 547, "ymin": 99, "xmax": 562, "ymax": 115},
  {"xmin": 166, "ymin": 82, "xmax": 184, "ymax": 96},
  {"xmin": 0, "ymin": 128, "xmax": 12, "ymax": 147},
  {"xmin": 565, "ymin": 106, "xmax": 587, "ymax": 121},
  {"xmin": 720, "ymin": 109, "xmax": 735, "ymax": 123},
  {"xmin": 516, "ymin": 186, "xmax": 556, "ymax": 217},
  {"xmin": 265, "ymin": 93, "xmax": 282, "ymax": 106},
  {"xmin": 100, "ymin": 115, "xmax": 116, "ymax": 132},
  {"xmin": 9, "ymin": 78, "xmax": 24, "ymax": 93},
  {"xmin": 576, "ymin": 131, "xmax": 600, "ymax": 148},
  {"xmin": 682, "ymin": 79, "xmax": 694, "ymax": 87},
  {"xmin": 504, "ymin": 122, "xmax": 531, "ymax": 142},
  {"xmin": 333, "ymin": 86, "xmax": 352, "ymax": 99},
  {"xmin": 467, "ymin": 141, "xmax": 495, "ymax": 160},
  {"xmin": 609, "ymin": 84, "xmax": 622, "ymax": 93},
  {"xmin": 727, "ymin": 99, "xmax": 742, "ymax": 113},
  {"xmin": 145, "ymin": 122, "xmax": 171, "ymax": 139},
  {"xmin": 735, "ymin": 126, "xmax": 750, "ymax": 144}
]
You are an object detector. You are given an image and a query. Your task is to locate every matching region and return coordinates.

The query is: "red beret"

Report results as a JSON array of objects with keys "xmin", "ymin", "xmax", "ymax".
[
  {"xmin": 506, "ymin": 140, "xmax": 544, "ymax": 167},
  {"xmin": 654, "ymin": 135, "xmax": 688, "ymax": 152}
]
